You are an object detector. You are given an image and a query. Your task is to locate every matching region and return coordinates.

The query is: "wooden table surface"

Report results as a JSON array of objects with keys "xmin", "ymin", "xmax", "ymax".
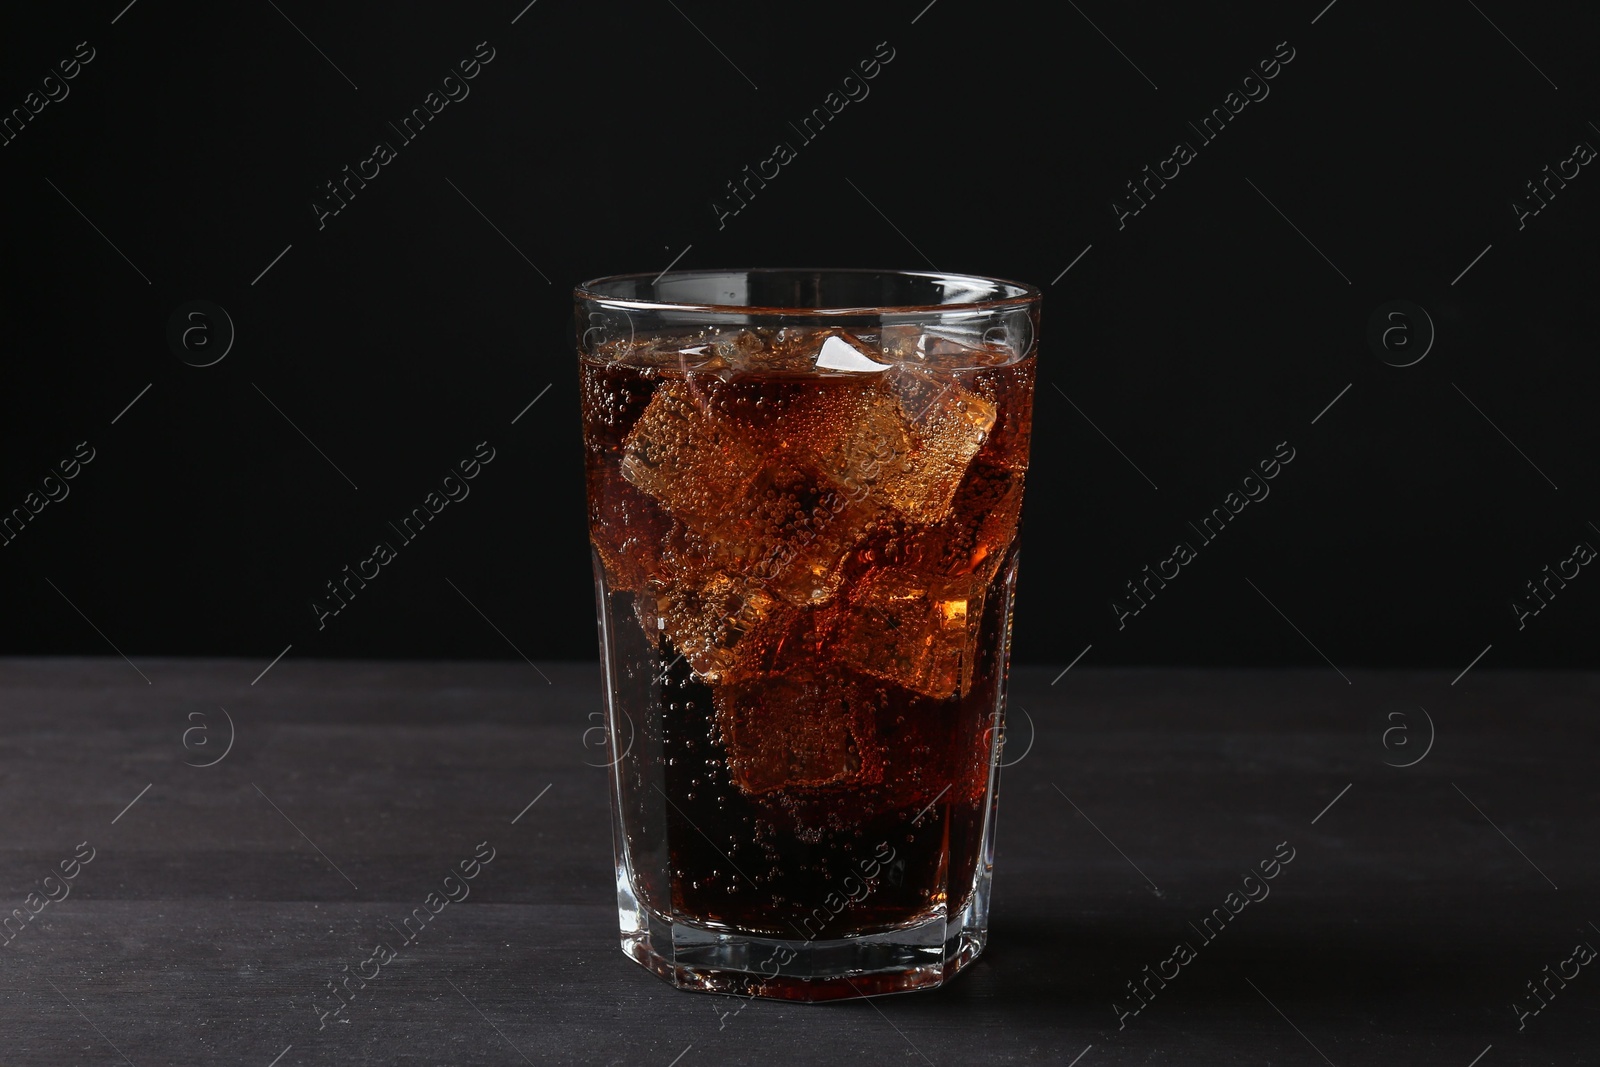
[{"xmin": 0, "ymin": 658, "xmax": 1594, "ymax": 1065}]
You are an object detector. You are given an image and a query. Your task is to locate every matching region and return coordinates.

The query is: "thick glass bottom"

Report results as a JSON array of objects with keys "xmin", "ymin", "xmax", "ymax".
[{"xmin": 616, "ymin": 856, "xmax": 993, "ymax": 1002}]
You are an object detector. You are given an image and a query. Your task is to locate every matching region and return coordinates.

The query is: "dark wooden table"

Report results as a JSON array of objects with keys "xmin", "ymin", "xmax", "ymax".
[{"xmin": 1, "ymin": 658, "xmax": 1594, "ymax": 1065}]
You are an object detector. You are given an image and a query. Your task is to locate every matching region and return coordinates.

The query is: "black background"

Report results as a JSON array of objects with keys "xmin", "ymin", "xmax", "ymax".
[{"xmin": 3, "ymin": 0, "xmax": 1597, "ymax": 672}]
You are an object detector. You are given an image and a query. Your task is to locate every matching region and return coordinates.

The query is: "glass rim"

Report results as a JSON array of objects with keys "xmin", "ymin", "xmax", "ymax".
[{"xmin": 574, "ymin": 267, "xmax": 1041, "ymax": 316}]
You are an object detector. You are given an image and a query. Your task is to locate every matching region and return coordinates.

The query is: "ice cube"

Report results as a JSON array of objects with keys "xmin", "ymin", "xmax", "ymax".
[
  {"xmin": 877, "ymin": 324, "xmax": 925, "ymax": 363},
  {"xmin": 619, "ymin": 365, "xmax": 998, "ymax": 615},
  {"xmin": 634, "ymin": 572, "xmax": 782, "ymax": 681},
  {"xmin": 658, "ymin": 463, "xmax": 873, "ymax": 606},
  {"xmin": 918, "ymin": 322, "xmax": 997, "ymax": 360},
  {"xmin": 837, "ymin": 568, "xmax": 987, "ymax": 700},
  {"xmin": 968, "ymin": 363, "xmax": 1036, "ymax": 471},
  {"xmin": 778, "ymin": 385, "xmax": 915, "ymax": 501},
  {"xmin": 874, "ymin": 322, "xmax": 994, "ymax": 366},
  {"xmin": 706, "ymin": 327, "xmax": 904, "ymax": 376},
  {"xmin": 765, "ymin": 369, "xmax": 992, "ymax": 529},
  {"xmin": 623, "ymin": 381, "xmax": 891, "ymax": 606},
  {"xmin": 619, "ymin": 382, "xmax": 768, "ymax": 527},
  {"xmin": 871, "ymin": 367, "xmax": 997, "ymax": 523},
  {"xmin": 700, "ymin": 327, "xmax": 825, "ymax": 375},
  {"xmin": 903, "ymin": 459, "xmax": 1024, "ymax": 582},
  {"xmin": 715, "ymin": 672, "xmax": 877, "ymax": 795},
  {"xmin": 813, "ymin": 331, "xmax": 890, "ymax": 373},
  {"xmin": 739, "ymin": 463, "xmax": 881, "ymax": 605}
]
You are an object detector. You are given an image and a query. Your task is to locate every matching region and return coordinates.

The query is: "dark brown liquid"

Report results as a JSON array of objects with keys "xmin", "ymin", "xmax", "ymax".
[{"xmin": 584, "ymin": 344, "xmax": 1033, "ymax": 938}]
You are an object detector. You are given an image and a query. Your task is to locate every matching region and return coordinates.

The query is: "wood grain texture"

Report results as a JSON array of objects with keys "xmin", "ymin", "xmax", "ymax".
[{"xmin": 1, "ymin": 659, "xmax": 1594, "ymax": 1065}]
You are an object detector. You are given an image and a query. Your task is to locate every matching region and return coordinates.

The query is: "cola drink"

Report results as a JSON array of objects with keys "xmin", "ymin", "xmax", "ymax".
[{"xmin": 579, "ymin": 270, "xmax": 1037, "ymax": 1000}]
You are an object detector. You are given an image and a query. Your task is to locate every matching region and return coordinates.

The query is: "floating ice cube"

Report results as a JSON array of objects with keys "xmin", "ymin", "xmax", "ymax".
[
  {"xmin": 837, "ymin": 569, "xmax": 987, "ymax": 700},
  {"xmin": 813, "ymin": 332, "xmax": 890, "ymax": 373},
  {"xmin": 634, "ymin": 572, "xmax": 782, "ymax": 682},
  {"xmin": 873, "ymin": 367, "xmax": 996, "ymax": 523},
  {"xmin": 715, "ymin": 673, "xmax": 875, "ymax": 795},
  {"xmin": 619, "ymin": 382, "xmax": 767, "ymax": 527}
]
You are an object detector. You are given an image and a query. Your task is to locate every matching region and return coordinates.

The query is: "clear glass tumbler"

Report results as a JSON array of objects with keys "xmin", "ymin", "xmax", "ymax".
[{"xmin": 577, "ymin": 269, "xmax": 1038, "ymax": 1000}]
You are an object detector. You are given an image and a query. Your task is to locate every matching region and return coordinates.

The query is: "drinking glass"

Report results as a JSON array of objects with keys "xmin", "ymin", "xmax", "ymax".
[{"xmin": 578, "ymin": 269, "xmax": 1038, "ymax": 1000}]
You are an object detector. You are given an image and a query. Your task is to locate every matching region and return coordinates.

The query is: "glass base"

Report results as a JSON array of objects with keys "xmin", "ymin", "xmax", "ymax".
[{"xmin": 616, "ymin": 862, "xmax": 992, "ymax": 1002}]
